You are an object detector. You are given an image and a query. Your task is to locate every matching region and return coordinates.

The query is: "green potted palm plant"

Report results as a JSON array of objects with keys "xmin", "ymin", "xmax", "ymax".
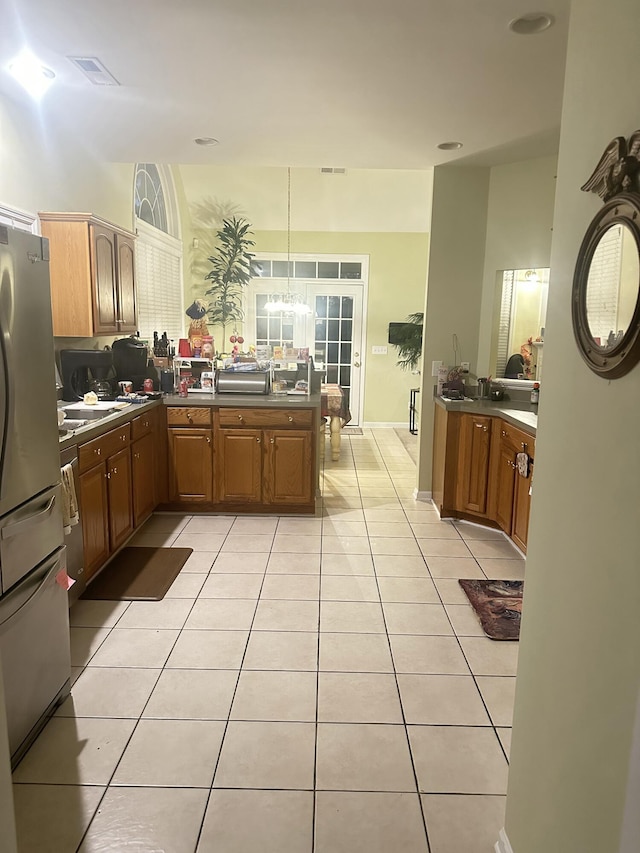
[{"xmin": 204, "ymin": 216, "xmax": 255, "ymax": 344}]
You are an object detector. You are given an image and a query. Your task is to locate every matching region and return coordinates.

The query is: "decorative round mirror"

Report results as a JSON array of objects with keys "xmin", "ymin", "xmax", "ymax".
[{"xmin": 572, "ymin": 194, "xmax": 640, "ymax": 378}]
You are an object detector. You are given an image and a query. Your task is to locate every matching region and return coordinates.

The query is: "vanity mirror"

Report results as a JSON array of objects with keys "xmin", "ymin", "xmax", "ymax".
[{"xmin": 572, "ymin": 131, "xmax": 640, "ymax": 378}]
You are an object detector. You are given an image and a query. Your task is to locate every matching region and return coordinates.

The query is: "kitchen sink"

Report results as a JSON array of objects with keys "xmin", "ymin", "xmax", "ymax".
[{"xmin": 60, "ymin": 405, "xmax": 117, "ymax": 421}]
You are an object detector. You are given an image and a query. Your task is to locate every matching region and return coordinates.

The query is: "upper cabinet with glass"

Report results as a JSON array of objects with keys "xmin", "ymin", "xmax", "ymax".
[{"xmin": 572, "ymin": 130, "xmax": 640, "ymax": 378}]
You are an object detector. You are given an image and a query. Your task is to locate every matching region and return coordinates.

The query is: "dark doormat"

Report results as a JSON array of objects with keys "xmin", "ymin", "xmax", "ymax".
[
  {"xmin": 81, "ymin": 547, "xmax": 193, "ymax": 601},
  {"xmin": 458, "ymin": 579, "xmax": 524, "ymax": 640}
]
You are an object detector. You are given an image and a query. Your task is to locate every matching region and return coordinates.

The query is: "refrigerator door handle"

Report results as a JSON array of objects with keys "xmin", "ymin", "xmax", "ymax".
[{"xmin": 1, "ymin": 496, "xmax": 57, "ymax": 540}]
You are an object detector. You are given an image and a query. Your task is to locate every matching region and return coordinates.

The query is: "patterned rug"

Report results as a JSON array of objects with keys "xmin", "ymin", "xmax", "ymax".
[{"xmin": 458, "ymin": 579, "xmax": 524, "ymax": 640}]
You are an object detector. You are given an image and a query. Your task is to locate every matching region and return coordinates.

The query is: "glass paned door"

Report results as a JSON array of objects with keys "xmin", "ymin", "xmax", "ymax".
[{"xmin": 306, "ymin": 284, "xmax": 363, "ymax": 425}]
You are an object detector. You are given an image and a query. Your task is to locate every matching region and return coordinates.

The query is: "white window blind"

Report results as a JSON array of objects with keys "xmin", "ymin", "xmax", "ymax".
[
  {"xmin": 134, "ymin": 221, "xmax": 184, "ymax": 345},
  {"xmin": 496, "ymin": 270, "xmax": 514, "ymax": 379}
]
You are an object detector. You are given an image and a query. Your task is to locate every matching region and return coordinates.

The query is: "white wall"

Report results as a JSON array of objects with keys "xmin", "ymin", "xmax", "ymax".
[
  {"xmin": 476, "ymin": 155, "xmax": 557, "ymax": 375},
  {"xmin": 0, "ymin": 94, "xmax": 133, "ymax": 228},
  {"xmin": 417, "ymin": 165, "xmax": 490, "ymax": 491},
  {"xmin": 503, "ymin": 2, "xmax": 640, "ymax": 851}
]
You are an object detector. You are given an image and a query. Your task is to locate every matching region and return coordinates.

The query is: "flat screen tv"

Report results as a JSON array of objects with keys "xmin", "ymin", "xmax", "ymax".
[{"xmin": 388, "ymin": 321, "xmax": 422, "ymax": 345}]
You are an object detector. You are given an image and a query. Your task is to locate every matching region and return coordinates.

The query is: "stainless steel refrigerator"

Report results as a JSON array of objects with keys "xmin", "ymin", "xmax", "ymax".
[{"xmin": 0, "ymin": 224, "xmax": 70, "ymax": 768}]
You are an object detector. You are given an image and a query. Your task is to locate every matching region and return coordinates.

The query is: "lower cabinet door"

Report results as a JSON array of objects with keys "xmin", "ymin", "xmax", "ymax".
[
  {"xmin": 263, "ymin": 430, "xmax": 313, "ymax": 505},
  {"xmin": 512, "ymin": 466, "xmax": 533, "ymax": 553},
  {"xmin": 132, "ymin": 432, "xmax": 155, "ymax": 527},
  {"xmin": 79, "ymin": 464, "xmax": 110, "ymax": 581},
  {"xmin": 456, "ymin": 415, "xmax": 491, "ymax": 515},
  {"xmin": 495, "ymin": 444, "xmax": 516, "ymax": 534},
  {"xmin": 107, "ymin": 447, "xmax": 133, "ymax": 551},
  {"xmin": 168, "ymin": 428, "xmax": 213, "ymax": 502},
  {"xmin": 216, "ymin": 429, "xmax": 262, "ymax": 503}
]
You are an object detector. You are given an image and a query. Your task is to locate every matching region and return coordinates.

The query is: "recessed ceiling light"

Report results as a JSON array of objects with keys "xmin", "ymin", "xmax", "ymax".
[
  {"xmin": 8, "ymin": 50, "xmax": 55, "ymax": 99},
  {"xmin": 194, "ymin": 137, "xmax": 219, "ymax": 146},
  {"xmin": 509, "ymin": 13, "xmax": 554, "ymax": 35},
  {"xmin": 437, "ymin": 141, "xmax": 463, "ymax": 151}
]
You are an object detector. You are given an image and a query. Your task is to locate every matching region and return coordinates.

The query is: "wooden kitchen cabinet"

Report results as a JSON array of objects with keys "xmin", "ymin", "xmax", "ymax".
[
  {"xmin": 455, "ymin": 414, "xmax": 492, "ymax": 516},
  {"xmin": 39, "ymin": 212, "xmax": 137, "ymax": 337},
  {"xmin": 433, "ymin": 403, "xmax": 535, "ymax": 553},
  {"xmin": 167, "ymin": 428, "xmax": 213, "ymax": 503},
  {"xmin": 214, "ymin": 408, "xmax": 316, "ymax": 511},
  {"xmin": 166, "ymin": 407, "xmax": 213, "ymax": 503},
  {"xmin": 216, "ymin": 429, "xmax": 262, "ymax": 503},
  {"xmin": 78, "ymin": 465, "xmax": 110, "ymax": 581},
  {"xmin": 107, "ymin": 446, "xmax": 134, "ymax": 550},
  {"xmin": 78, "ymin": 423, "xmax": 133, "ymax": 581},
  {"xmin": 263, "ymin": 430, "xmax": 313, "ymax": 505},
  {"xmin": 132, "ymin": 431, "xmax": 155, "ymax": 527}
]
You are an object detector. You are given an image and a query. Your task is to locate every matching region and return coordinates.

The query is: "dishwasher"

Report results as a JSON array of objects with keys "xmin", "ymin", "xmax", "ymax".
[{"xmin": 60, "ymin": 445, "xmax": 86, "ymax": 603}]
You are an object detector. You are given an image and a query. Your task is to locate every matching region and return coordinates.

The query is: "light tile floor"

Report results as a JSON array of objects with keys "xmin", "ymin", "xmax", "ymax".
[{"xmin": 12, "ymin": 428, "xmax": 524, "ymax": 853}]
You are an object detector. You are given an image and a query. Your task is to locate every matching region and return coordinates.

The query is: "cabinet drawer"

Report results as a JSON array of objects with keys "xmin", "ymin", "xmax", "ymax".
[
  {"xmin": 79, "ymin": 424, "xmax": 131, "ymax": 472},
  {"xmin": 218, "ymin": 408, "xmax": 313, "ymax": 429},
  {"xmin": 166, "ymin": 407, "xmax": 212, "ymax": 426},
  {"xmin": 499, "ymin": 421, "xmax": 534, "ymax": 455},
  {"xmin": 132, "ymin": 412, "xmax": 153, "ymax": 440}
]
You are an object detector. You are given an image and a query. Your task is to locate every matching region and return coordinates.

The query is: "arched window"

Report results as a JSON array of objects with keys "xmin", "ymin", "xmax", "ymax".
[
  {"xmin": 133, "ymin": 164, "xmax": 183, "ymax": 344},
  {"xmin": 134, "ymin": 163, "xmax": 168, "ymax": 233}
]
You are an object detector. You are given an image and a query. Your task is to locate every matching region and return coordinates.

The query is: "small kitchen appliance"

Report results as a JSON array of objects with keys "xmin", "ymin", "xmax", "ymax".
[
  {"xmin": 111, "ymin": 336, "xmax": 149, "ymax": 391},
  {"xmin": 60, "ymin": 349, "xmax": 115, "ymax": 401}
]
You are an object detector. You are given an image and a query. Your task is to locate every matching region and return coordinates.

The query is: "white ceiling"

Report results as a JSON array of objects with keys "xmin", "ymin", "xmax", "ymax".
[{"xmin": 0, "ymin": 0, "xmax": 570, "ymax": 169}]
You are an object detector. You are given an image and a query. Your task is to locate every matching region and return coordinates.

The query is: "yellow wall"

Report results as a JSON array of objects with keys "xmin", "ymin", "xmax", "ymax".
[
  {"xmin": 504, "ymin": 2, "xmax": 640, "ymax": 851},
  {"xmin": 177, "ymin": 165, "xmax": 431, "ymax": 423}
]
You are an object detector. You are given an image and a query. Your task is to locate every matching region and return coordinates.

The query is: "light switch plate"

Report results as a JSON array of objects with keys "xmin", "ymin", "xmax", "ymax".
[
  {"xmin": 372, "ymin": 345, "xmax": 387, "ymax": 355},
  {"xmin": 431, "ymin": 360, "xmax": 443, "ymax": 376},
  {"xmin": 460, "ymin": 361, "xmax": 470, "ymax": 373}
]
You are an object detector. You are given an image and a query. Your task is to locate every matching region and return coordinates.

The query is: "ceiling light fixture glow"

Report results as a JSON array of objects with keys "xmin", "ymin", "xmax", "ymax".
[
  {"xmin": 8, "ymin": 50, "xmax": 55, "ymax": 99},
  {"xmin": 509, "ymin": 13, "xmax": 554, "ymax": 35},
  {"xmin": 194, "ymin": 137, "xmax": 219, "ymax": 146},
  {"xmin": 437, "ymin": 141, "xmax": 463, "ymax": 151}
]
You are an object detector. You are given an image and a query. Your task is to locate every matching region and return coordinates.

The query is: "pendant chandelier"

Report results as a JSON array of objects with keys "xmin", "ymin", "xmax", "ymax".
[{"xmin": 265, "ymin": 167, "xmax": 312, "ymax": 316}]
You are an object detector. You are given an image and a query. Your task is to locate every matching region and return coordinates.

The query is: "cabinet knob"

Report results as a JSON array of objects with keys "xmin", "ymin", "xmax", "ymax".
[
  {"xmin": 187, "ymin": 416, "xmax": 193, "ymax": 423},
  {"xmin": 95, "ymin": 448, "xmax": 101, "ymax": 456},
  {"xmin": 134, "ymin": 452, "xmax": 140, "ymax": 459},
  {"xmin": 256, "ymin": 437, "xmax": 261, "ymax": 443},
  {"xmin": 113, "ymin": 466, "xmax": 118, "ymax": 474},
  {"xmin": 270, "ymin": 437, "xmax": 275, "ymax": 444},
  {"xmin": 483, "ymin": 426, "xmax": 488, "ymax": 432},
  {"xmin": 501, "ymin": 430, "xmax": 507, "ymax": 437},
  {"xmin": 144, "ymin": 421, "xmax": 149, "ymax": 428},
  {"xmin": 206, "ymin": 436, "xmax": 211, "ymax": 444},
  {"xmin": 105, "ymin": 471, "xmax": 111, "ymax": 479},
  {"xmin": 288, "ymin": 416, "xmax": 293, "ymax": 422},
  {"xmin": 521, "ymin": 442, "xmax": 528, "ymax": 450},
  {"xmin": 121, "ymin": 435, "xmax": 126, "ymax": 442},
  {"xmin": 238, "ymin": 414, "xmax": 244, "ymax": 421}
]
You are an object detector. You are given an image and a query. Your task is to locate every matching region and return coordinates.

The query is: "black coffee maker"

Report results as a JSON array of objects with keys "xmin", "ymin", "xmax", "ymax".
[
  {"xmin": 111, "ymin": 336, "xmax": 156, "ymax": 391},
  {"xmin": 60, "ymin": 350, "xmax": 116, "ymax": 401}
]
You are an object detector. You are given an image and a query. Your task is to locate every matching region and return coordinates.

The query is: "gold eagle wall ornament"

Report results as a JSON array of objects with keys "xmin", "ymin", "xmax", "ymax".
[{"xmin": 581, "ymin": 130, "xmax": 640, "ymax": 201}]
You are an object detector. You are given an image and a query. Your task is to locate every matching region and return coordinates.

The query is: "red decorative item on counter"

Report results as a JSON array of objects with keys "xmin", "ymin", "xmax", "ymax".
[
  {"xmin": 143, "ymin": 378, "xmax": 154, "ymax": 393},
  {"xmin": 178, "ymin": 378, "xmax": 188, "ymax": 397}
]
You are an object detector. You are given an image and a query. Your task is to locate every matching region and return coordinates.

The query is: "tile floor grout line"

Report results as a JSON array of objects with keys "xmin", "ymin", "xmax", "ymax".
[
  {"xmin": 191, "ymin": 520, "xmax": 275, "ymax": 853},
  {"xmin": 363, "ymin": 437, "xmax": 433, "ymax": 853}
]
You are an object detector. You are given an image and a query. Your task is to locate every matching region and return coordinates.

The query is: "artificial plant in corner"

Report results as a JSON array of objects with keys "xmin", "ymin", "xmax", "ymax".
[
  {"xmin": 392, "ymin": 312, "xmax": 424, "ymax": 370},
  {"xmin": 204, "ymin": 216, "xmax": 256, "ymax": 343}
]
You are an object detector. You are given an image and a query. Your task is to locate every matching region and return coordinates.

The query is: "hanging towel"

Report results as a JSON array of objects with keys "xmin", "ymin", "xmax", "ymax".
[
  {"xmin": 516, "ymin": 452, "xmax": 530, "ymax": 478},
  {"xmin": 61, "ymin": 463, "xmax": 79, "ymax": 534}
]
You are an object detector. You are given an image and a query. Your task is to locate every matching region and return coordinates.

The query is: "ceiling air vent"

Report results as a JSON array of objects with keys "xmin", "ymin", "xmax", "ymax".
[
  {"xmin": 68, "ymin": 56, "xmax": 119, "ymax": 86},
  {"xmin": 320, "ymin": 167, "xmax": 346, "ymax": 174}
]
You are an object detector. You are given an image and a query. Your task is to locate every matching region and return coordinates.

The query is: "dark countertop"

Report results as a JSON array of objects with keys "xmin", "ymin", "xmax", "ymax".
[
  {"xmin": 434, "ymin": 395, "xmax": 538, "ymax": 435},
  {"xmin": 163, "ymin": 392, "xmax": 321, "ymax": 409},
  {"xmin": 59, "ymin": 392, "xmax": 322, "ymax": 451}
]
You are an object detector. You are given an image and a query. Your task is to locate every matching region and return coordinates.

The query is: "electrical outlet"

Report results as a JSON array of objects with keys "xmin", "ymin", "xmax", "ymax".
[
  {"xmin": 372, "ymin": 345, "xmax": 387, "ymax": 355},
  {"xmin": 460, "ymin": 361, "xmax": 470, "ymax": 373},
  {"xmin": 431, "ymin": 360, "xmax": 443, "ymax": 377}
]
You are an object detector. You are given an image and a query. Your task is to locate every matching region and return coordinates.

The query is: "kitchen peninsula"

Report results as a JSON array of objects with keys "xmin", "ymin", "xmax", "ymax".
[
  {"xmin": 432, "ymin": 395, "xmax": 537, "ymax": 553},
  {"xmin": 60, "ymin": 393, "xmax": 321, "ymax": 587}
]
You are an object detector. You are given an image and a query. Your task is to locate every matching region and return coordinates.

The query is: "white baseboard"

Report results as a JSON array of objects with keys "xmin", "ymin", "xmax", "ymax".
[
  {"xmin": 363, "ymin": 421, "xmax": 410, "ymax": 429},
  {"xmin": 495, "ymin": 828, "xmax": 514, "ymax": 853},
  {"xmin": 413, "ymin": 489, "xmax": 433, "ymax": 502}
]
